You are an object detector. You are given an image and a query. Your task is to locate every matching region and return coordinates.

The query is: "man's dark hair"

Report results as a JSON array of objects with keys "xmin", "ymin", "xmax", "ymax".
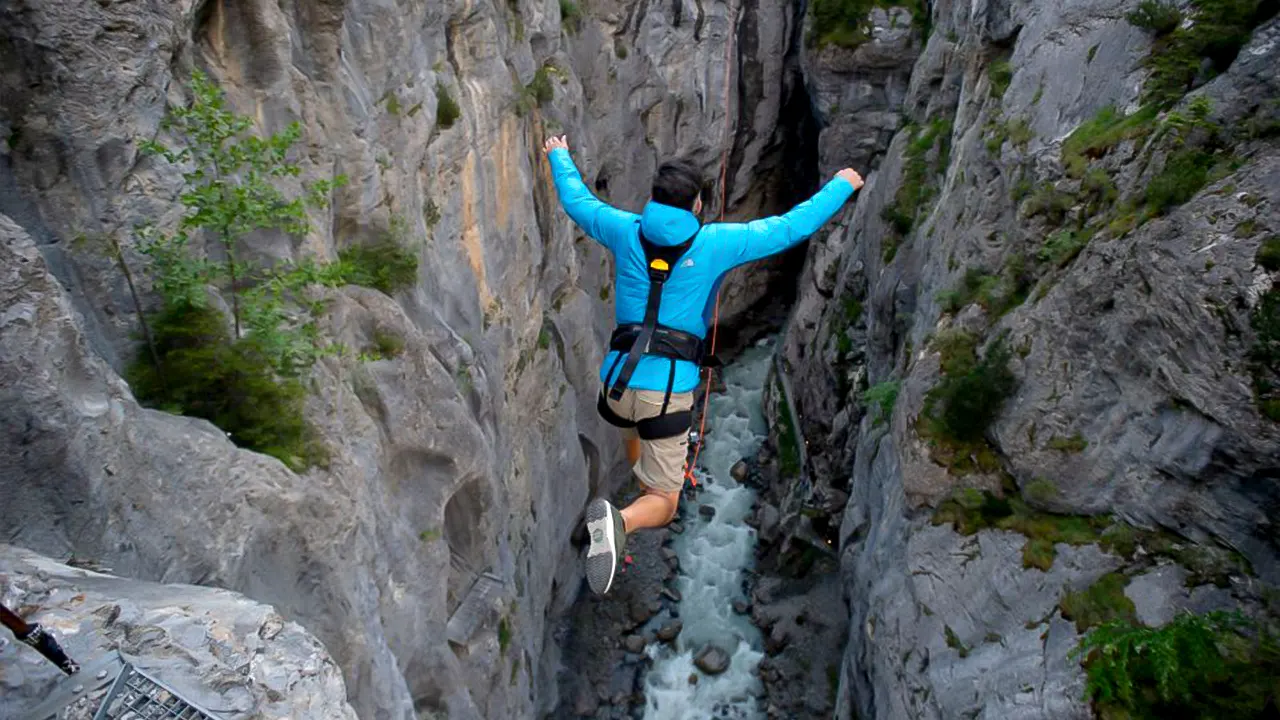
[{"xmin": 652, "ymin": 159, "xmax": 704, "ymax": 211}]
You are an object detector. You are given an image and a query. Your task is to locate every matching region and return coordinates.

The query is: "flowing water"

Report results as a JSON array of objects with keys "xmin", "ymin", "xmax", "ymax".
[{"xmin": 641, "ymin": 338, "xmax": 775, "ymax": 719}]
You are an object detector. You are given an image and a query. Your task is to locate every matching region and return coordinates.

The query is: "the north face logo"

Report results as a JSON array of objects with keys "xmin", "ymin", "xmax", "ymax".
[{"xmin": 681, "ymin": 258, "xmax": 695, "ymax": 268}]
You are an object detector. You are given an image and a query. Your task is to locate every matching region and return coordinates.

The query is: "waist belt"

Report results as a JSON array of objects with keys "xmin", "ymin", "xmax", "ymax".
[{"xmin": 608, "ymin": 324, "xmax": 705, "ymax": 365}]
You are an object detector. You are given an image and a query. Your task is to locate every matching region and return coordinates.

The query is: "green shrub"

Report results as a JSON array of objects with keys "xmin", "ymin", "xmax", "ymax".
[
  {"xmin": 1038, "ymin": 229, "xmax": 1092, "ymax": 268},
  {"xmin": 1081, "ymin": 168, "xmax": 1119, "ymax": 213},
  {"xmin": 1023, "ymin": 478, "xmax": 1060, "ymax": 505},
  {"xmin": 863, "ymin": 380, "xmax": 900, "ymax": 426},
  {"xmin": 808, "ymin": 0, "xmax": 928, "ymax": 48},
  {"xmin": 337, "ymin": 240, "xmax": 419, "ymax": 295},
  {"xmin": 1137, "ymin": 0, "xmax": 1270, "ymax": 108},
  {"xmin": 371, "ymin": 330, "xmax": 406, "ymax": 359},
  {"xmin": 1061, "ymin": 105, "xmax": 1159, "ymax": 171},
  {"xmin": 1007, "ymin": 117, "xmax": 1034, "ymax": 150},
  {"xmin": 985, "ymin": 118, "xmax": 1009, "ymax": 155},
  {"xmin": 498, "ymin": 616, "xmax": 512, "ymax": 653},
  {"xmin": 1143, "ymin": 148, "xmax": 1214, "ymax": 215},
  {"xmin": 775, "ymin": 378, "xmax": 803, "ymax": 477},
  {"xmin": 926, "ymin": 336, "xmax": 1017, "ymax": 443},
  {"xmin": 1023, "ymin": 183, "xmax": 1075, "ymax": 226},
  {"xmin": 1072, "ymin": 611, "xmax": 1280, "ymax": 718},
  {"xmin": 989, "ymin": 59, "xmax": 1013, "ymax": 98},
  {"xmin": 1127, "ymin": 0, "xmax": 1184, "ymax": 35},
  {"xmin": 1258, "ymin": 236, "xmax": 1280, "ymax": 272},
  {"xmin": 126, "ymin": 305, "xmax": 327, "ymax": 470},
  {"xmin": 559, "ymin": 0, "xmax": 582, "ymax": 32},
  {"xmin": 424, "ymin": 199, "xmax": 442, "ymax": 228},
  {"xmin": 826, "ymin": 663, "xmax": 841, "ymax": 705},
  {"xmin": 1048, "ymin": 433, "xmax": 1088, "ymax": 452},
  {"xmin": 1010, "ymin": 172, "xmax": 1034, "ymax": 203},
  {"xmin": 882, "ymin": 117, "xmax": 952, "ymax": 239},
  {"xmin": 933, "ymin": 487, "xmax": 1110, "ymax": 569},
  {"xmin": 528, "ymin": 65, "xmax": 555, "ymax": 105},
  {"xmin": 933, "ymin": 329, "xmax": 980, "ymax": 375},
  {"xmin": 383, "ymin": 91, "xmax": 402, "ymax": 116},
  {"xmin": 516, "ymin": 64, "xmax": 560, "ymax": 117},
  {"xmin": 836, "ymin": 329, "xmax": 854, "ymax": 355},
  {"xmin": 937, "ymin": 260, "xmax": 1032, "ymax": 317},
  {"xmin": 1060, "ymin": 572, "xmax": 1136, "ymax": 633},
  {"xmin": 945, "ymin": 625, "xmax": 970, "ymax": 657},
  {"xmin": 1250, "ymin": 286, "xmax": 1280, "ymax": 421},
  {"xmin": 1100, "ymin": 523, "xmax": 1138, "ymax": 559},
  {"xmin": 880, "ymin": 205, "xmax": 914, "ymax": 238},
  {"xmin": 916, "ymin": 331, "xmax": 1015, "ymax": 475},
  {"xmin": 436, "ymin": 83, "xmax": 461, "ymax": 128}
]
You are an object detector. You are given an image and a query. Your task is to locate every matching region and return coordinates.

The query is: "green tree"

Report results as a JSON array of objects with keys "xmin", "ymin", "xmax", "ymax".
[
  {"xmin": 124, "ymin": 70, "xmax": 353, "ymax": 469},
  {"xmin": 139, "ymin": 70, "xmax": 342, "ymax": 337}
]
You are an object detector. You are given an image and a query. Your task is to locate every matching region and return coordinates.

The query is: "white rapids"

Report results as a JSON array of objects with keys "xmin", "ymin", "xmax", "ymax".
[{"xmin": 641, "ymin": 337, "xmax": 777, "ymax": 720}]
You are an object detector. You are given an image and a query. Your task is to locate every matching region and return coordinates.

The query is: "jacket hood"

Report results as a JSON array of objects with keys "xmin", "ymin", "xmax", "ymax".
[{"xmin": 639, "ymin": 201, "xmax": 701, "ymax": 246}]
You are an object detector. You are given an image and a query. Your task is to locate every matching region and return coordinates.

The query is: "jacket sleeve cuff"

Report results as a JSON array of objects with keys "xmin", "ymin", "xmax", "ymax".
[{"xmin": 830, "ymin": 176, "xmax": 857, "ymax": 196}]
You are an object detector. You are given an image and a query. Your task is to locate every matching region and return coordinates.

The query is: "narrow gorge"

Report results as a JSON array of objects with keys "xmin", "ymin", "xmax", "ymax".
[{"xmin": 1, "ymin": 0, "xmax": 1277, "ymax": 719}]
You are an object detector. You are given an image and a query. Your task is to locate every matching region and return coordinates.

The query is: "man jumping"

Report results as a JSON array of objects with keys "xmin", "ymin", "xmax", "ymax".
[{"xmin": 544, "ymin": 135, "xmax": 863, "ymax": 595}]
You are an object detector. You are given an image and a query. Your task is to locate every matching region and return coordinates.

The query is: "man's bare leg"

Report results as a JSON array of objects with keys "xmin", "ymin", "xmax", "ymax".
[{"xmin": 620, "ymin": 487, "xmax": 680, "ymax": 533}]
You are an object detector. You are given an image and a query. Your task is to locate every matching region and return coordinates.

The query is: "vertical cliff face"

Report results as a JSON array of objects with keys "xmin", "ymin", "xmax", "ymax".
[
  {"xmin": 0, "ymin": 0, "xmax": 814, "ymax": 718},
  {"xmin": 778, "ymin": 0, "xmax": 1280, "ymax": 717}
]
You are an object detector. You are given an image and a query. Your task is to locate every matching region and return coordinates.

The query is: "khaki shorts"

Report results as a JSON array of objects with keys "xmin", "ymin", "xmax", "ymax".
[{"xmin": 605, "ymin": 389, "xmax": 694, "ymax": 493}]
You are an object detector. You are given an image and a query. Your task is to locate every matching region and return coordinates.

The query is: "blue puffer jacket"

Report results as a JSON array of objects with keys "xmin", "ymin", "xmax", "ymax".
[{"xmin": 549, "ymin": 147, "xmax": 856, "ymax": 394}]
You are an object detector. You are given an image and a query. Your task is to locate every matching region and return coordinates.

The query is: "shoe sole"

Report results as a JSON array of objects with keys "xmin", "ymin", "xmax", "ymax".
[{"xmin": 585, "ymin": 498, "xmax": 618, "ymax": 595}]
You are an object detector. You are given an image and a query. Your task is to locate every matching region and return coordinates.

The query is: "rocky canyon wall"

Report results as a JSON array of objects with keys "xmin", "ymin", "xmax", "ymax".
[
  {"xmin": 776, "ymin": 0, "xmax": 1280, "ymax": 718},
  {"xmin": 0, "ymin": 0, "xmax": 815, "ymax": 717}
]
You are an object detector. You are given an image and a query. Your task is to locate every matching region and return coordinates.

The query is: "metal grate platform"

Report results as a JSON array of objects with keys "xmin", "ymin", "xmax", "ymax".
[
  {"xmin": 445, "ymin": 570, "xmax": 504, "ymax": 646},
  {"xmin": 94, "ymin": 662, "xmax": 219, "ymax": 720},
  {"xmin": 20, "ymin": 651, "xmax": 220, "ymax": 720}
]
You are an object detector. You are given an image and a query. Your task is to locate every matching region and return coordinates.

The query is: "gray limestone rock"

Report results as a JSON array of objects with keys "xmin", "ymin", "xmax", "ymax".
[
  {"xmin": 0, "ymin": 545, "xmax": 357, "ymax": 720},
  {"xmin": 1125, "ymin": 565, "xmax": 1236, "ymax": 628},
  {"xmin": 802, "ymin": 7, "xmax": 922, "ymax": 176}
]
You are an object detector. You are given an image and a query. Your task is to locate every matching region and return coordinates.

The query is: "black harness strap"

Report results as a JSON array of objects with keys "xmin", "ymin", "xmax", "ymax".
[
  {"xmin": 606, "ymin": 229, "xmax": 698, "ymax": 402},
  {"xmin": 596, "ymin": 391, "xmax": 694, "ymax": 440}
]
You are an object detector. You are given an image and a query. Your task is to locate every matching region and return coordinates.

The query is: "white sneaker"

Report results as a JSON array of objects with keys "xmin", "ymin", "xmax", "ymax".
[{"xmin": 585, "ymin": 498, "xmax": 626, "ymax": 595}]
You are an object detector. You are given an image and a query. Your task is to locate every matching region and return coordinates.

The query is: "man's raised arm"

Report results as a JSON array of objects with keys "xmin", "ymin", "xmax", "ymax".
[
  {"xmin": 545, "ymin": 136, "xmax": 637, "ymax": 253},
  {"xmin": 715, "ymin": 168, "xmax": 864, "ymax": 269}
]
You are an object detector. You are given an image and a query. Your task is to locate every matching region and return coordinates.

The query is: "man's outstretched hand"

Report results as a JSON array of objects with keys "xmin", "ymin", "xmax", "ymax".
[
  {"xmin": 836, "ymin": 168, "xmax": 864, "ymax": 190},
  {"xmin": 544, "ymin": 135, "xmax": 569, "ymax": 154}
]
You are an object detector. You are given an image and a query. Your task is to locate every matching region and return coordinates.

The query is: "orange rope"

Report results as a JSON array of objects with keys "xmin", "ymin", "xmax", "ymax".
[{"xmin": 684, "ymin": 2, "xmax": 736, "ymax": 488}]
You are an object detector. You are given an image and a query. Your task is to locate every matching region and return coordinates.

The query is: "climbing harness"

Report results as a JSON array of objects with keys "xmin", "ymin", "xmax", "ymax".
[{"xmin": 597, "ymin": 229, "xmax": 710, "ymax": 440}]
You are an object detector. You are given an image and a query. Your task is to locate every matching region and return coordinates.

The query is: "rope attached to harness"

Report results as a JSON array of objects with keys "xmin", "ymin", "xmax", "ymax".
[{"xmin": 683, "ymin": 4, "xmax": 737, "ymax": 489}]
